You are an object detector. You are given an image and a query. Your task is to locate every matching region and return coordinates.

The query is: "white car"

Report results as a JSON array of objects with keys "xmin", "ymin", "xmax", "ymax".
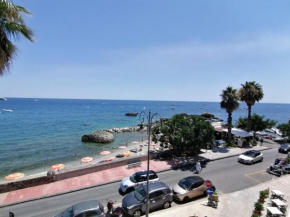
[
  {"xmin": 238, "ymin": 150, "xmax": 263, "ymax": 164},
  {"xmin": 119, "ymin": 170, "xmax": 159, "ymax": 194}
]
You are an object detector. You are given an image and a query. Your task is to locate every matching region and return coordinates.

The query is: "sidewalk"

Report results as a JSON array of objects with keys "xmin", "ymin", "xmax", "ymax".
[
  {"xmin": 0, "ymin": 145, "xmax": 272, "ymax": 207},
  {"xmin": 150, "ymin": 174, "xmax": 290, "ymax": 217}
]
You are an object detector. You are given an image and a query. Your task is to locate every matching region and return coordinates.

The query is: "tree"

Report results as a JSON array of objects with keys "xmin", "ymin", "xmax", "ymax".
[
  {"xmin": 152, "ymin": 113, "xmax": 214, "ymax": 155},
  {"xmin": 236, "ymin": 113, "xmax": 277, "ymax": 136},
  {"xmin": 0, "ymin": 0, "xmax": 34, "ymax": 76},
  {"xmin": 220, "ymin": 86, "xmax": 240, "ymax": 145},
  {"xmin": 239, "ymin": 81, "xmax": 264, "ymax": 132},
  {"xmin": 278, "ymin": 120, "xmax": 290, "ymax": 137}
]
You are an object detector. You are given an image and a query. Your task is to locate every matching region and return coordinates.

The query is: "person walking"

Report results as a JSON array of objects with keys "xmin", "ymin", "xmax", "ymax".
[
  {"xmin": 195, "ymin": 161, "xmax": 202, "ymax": 174},
  {"xmin": 260, "ymin": 137, "xmax": 264, "ymax": 146}
]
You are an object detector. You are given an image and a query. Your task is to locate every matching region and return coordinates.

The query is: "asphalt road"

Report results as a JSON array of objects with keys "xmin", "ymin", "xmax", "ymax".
[{"xmin": 0, "ymin": 147, "xmax": 286, "ymax": 217}]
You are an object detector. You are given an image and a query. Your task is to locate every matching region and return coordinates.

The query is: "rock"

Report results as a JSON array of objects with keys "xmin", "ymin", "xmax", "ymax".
[
  {"xmin": 125, "ymin": 112, "xmax": 138, "ymax": 116},
  {"xmin": 82, "ymin": 131, "xmax": 114, "ymax": 143}
]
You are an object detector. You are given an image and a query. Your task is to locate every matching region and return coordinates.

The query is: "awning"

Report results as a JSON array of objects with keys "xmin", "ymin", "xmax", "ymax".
[{"xmin": 222, "ymin": 128, "xmax": 253, "ymax": 138}]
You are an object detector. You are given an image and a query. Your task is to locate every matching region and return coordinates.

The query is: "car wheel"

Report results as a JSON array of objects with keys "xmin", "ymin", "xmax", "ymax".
[
  {"xmin": 183, "ymin": 196, "xmax": 189, "ymax": 203},
  {"xmin": 133, "ymin": 210, "xmax": 142, "ymax": 217},
  {"xmin": 250, "ymin": 160, "xmax": 254, "ymax": 165},
  {"xmin": 260, "ymin": 157, "xmax": 263, "ymax": 162},
  {"xmin": 163, "ymin": 201, "xmax": 171, "ymax": 209},
  {"xmin": 203, "ymin": 191, "xmax": 207, "ymax": 197}
]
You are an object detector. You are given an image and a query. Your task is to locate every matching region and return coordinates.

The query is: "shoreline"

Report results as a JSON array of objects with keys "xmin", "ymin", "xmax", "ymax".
[{"xmin": 0, "ymin": 138, "xmax": 160, "ymax": 184}]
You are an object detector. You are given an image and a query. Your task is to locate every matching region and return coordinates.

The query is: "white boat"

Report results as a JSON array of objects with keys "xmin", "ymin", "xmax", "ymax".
[
  {"xmin": 0, "ymin": 97, "xmax": 7, "ymax": 101},
  {"xmin": 86, "ymin": 106, "xmax": 89, "ymax": 108},
  {"xmin": 2, "ymin": 109, "xmax": 13, "ymax": 112},
  {"xmin": 143, "ymin": 107, "xmax": 146, "ymax": 110}
]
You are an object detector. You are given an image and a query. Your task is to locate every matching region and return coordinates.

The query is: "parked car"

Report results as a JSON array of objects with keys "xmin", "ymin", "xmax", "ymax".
[
  {"xmin": 53, "ymin": 200, "xmax": 105, "ymax": 217},
  {"xmin": 122, "ymin": 182, "xmax": 172, "ymax": 217},
  {"xmin": 172, "ymin": 176, "xmax": 214, "ymax": 202},
  {"xmin": 119, "ymin": 170, "xmax": 159, "ymax": 194},
  {"xmin": 278, "ymin": 144, "xmax": 290, "ymax": 154},
  {"xmin": 238, "ymin": 150, "xmax": 263, "ymax": 164}
]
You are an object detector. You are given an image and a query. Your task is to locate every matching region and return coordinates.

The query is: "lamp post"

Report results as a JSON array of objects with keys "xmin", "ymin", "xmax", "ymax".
[{"xmin": 139, "ymin": 110, "xmax": 161, "ymax": 217}]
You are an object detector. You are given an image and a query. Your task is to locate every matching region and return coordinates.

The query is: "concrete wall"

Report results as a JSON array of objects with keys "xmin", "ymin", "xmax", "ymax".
[{"xmin": 0, "ymin": 155, "xmax": 149, "ymax": 194}]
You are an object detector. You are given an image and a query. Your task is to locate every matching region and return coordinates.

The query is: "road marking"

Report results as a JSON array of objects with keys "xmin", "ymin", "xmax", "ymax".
[
  {"xmin": 244, "ymin": 170, "xmax": 266, "ymax": 176},
  {"xmin": 244, "ymin": 170, "xmax": 266, "ymax": 183}
]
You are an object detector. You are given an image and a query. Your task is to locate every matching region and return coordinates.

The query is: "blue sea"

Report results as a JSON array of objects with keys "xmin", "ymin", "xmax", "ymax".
[{"xmin": 0, "ymin": 98, "xmax": 289, "ymax": 181}]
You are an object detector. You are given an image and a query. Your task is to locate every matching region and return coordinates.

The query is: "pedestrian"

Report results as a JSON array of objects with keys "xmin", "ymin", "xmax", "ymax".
[
  {"xmin": 195, "ymin": 161, "xmax": 202, "ymax": 174},
  {"xmin": 260, "ymin": 137, "xmax": 264, "ymax": 146},
  {"xmin": 126, "ymin": 142, "xmax": 128, "ymax": 147}
]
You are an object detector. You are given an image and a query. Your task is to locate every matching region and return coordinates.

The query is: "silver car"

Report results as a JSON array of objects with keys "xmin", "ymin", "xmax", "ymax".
[
  {"xmin": 122, "ymin": 182, "xmax": 173, "ymax": 217},
  {"xmin": 53, "ymin": 200, "xmax": 105, "ymax": 217},
  {"xmin": 238, "ymin": 150, "xmax": 263, "ymax": 164},
  {"xmin": 119, "ymin": 170, "xmax": 159, "ymax": 194}
]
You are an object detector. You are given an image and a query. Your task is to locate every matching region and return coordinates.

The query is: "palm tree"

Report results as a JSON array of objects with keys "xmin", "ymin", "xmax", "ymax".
[
  {"xmin": 220, "ymin": 86, "xmax": 240, "ymax": 145},
  {"xmin": 239, "ymin": 81, "xmax": 264, "ymax": 132},
  {"xmin": 0, "ymin": 0, "xmax": 34, "ymax": 76}
]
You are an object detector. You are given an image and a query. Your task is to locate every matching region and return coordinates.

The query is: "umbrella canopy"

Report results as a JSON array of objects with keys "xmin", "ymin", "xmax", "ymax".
[
  {"xmin": 81, "ymin": 157, "xmax": 93, "ymax": 163},
  {"xmin": 123, "ymin": 151, "xmax": 131, "ymax": 157},
  {"xmin": 5, "ymin": 173, "xmax": 24, "ymax": 180},
  {"xmin": 131, "ymin": 141, "xmax": 139, "ymax": 144},
  {"xmin": 118, "ymin": 146, "xmax": 127, "ymax": 149},
  {"xmin": 105, "ymin": 157, "xmax": 116, "ymax": 162},
  {"xmin": 100, "ymin": 151, "xmax": 111, "ymax": 155},
  {"xmin": 50, "ymin": 164, "xmax": 65, "ymax": 171}
]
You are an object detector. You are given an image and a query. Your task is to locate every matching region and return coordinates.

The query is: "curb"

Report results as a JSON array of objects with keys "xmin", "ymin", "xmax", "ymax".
[{"xmin": 0, "ymin": 147, "xmax": 273, "ymax": 208}]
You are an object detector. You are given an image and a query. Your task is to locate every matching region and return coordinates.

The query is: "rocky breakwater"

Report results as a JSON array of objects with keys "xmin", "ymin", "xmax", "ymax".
[{"xmin": 82, "ymin": 130, "xmax": 114, "ymax": 143}]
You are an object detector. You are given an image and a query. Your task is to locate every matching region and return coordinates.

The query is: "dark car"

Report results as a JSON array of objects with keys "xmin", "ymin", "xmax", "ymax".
[
  {"xmin": 122, "ymin": 182, "xmax": 173, "ymax": 217},
  {"xmin": 53, "ymin": 200, "xmax": 105, "ymax": 217},
  {"xmin": 278, "ymin": 144, "xmax": 290, "ymax": 154}
]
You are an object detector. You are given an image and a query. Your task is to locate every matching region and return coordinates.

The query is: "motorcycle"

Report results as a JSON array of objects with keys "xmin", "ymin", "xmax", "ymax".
[
  {"xmin": 266, "ymin": 158, "xmax": 289, "ymax": 177},
  {"xmin": 106, "ymin": 199, "xmax": 122, "ymax": 217}
]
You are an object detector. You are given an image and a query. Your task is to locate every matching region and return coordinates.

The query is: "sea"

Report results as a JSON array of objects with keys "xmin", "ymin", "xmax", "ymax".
[{"xmin": 0, "ymin": 98, "xmax": 289, "ymax": 181}]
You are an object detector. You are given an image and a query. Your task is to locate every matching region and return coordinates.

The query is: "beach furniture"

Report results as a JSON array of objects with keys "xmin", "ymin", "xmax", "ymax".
[
  {"xmin": 5, "ymin": 173, "xmax": 25, "ymax": 180},
  {"xmin": 266, "ymin": 207, "xmax": 284, "ymax": 216},
  {"xmin": 50, "ymin": 164, "xmax": 65, "ymax": 171}
]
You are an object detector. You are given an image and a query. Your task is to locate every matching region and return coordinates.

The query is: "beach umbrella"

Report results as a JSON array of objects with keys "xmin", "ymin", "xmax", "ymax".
[
  {"xmin": 5, "ymin": 173, "xmax": 25, "ymax": 180},
  {"xmin": 100, "ymin": 151, "xmax": 111, "ymax": 155},
  {"xmin": 131, "ymin": 141, "xmax": 139, "ymax": 144},
  {"xmin": 118, "ymin": 146, "xmax": 127, "ymax": 149},
  {"xmin": 105, "ymin": 157, "xmax": 116, "ymax": 162},
  {"xmin": 81, "ymin": 157, "xmax": 93, "ymax": 163},
  {"xmin": 50, "ymin": 164, "xmax": 65, "ymax": 171},
  {"xmin": 123, "ymin": 151, "xmax": 131, "ymax": 157}
]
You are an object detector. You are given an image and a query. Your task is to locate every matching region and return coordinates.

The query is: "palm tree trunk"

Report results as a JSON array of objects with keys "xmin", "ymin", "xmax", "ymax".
[
  {"xmin": 228, "ymin": 112, "xmax": 232, "ymax": 145},
  {"xmin": 247, "ymin": 105, "xmax": 252, "ymax": 132}
]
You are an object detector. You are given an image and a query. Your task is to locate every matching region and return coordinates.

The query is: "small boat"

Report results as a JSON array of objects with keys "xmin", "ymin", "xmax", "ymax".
[
  {"xmin": 0, "ymin": 97, "xmax": 7, "ymax": 101},
  {"xmin": 143, "ymin": 107, "xmax": 146, "ymax": 110},
  {"xmin": 2, "ymin": 109, "xmax": 13, "ymax": 112},
  {"xmin": 171, "ymin": 107, "xmax": 175, "ymax": 110},
  {"xmin": 164, "ymin": 108, "xmax": 167, "ymax": 110},
  {"xmin": 84, "ymin": 123, "xmax": 90, "ymax": 126},
  {"xmin": 86, "ymin": 106, "xmax": 89, "ymax": 108}
]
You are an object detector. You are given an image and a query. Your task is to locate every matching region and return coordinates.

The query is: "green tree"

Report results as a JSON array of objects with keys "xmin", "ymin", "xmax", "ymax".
[
  {"xmin": 278, "ymin": 120, "xmax": 290, "ymax": 137},
  {"xmin": 220, "ymin": 86, "xmax": 239, "ymax": 145},
  {"xmin": 236, "ymin": 113, "xmax": 277, "ymax": 136},
  {"xmin": 0, "ymin": 0, "xmax": 34, "ymax": 76},
  {"xmin": 152, "ymin": 113, "xmax": 214, "ymax": 155},
  {"xmin": 239, "ymin": 81, "xmax": 264, "ymax": 132}
]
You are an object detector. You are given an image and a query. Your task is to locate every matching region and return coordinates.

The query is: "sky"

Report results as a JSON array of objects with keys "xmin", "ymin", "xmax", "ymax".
[{"xmin": 1, "ymin": 0, "xmax": 290, "ymax": 103}]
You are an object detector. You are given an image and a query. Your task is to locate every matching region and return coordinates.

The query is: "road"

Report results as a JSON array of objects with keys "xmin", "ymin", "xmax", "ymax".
[{"xmin": 0, "ymin": 147, "xmax": 286, "ymax": 217}]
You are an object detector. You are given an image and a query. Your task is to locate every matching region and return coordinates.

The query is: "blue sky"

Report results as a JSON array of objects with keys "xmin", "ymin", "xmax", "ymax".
[{"xmin": 1, "ymin": 0, "xmax": 290, "ymax": 103}]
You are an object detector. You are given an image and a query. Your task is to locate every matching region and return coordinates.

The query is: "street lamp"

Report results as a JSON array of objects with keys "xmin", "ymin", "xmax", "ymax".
[{"xmin": 139, "ymin": 110, "xmax": 161, "ymax": 217}]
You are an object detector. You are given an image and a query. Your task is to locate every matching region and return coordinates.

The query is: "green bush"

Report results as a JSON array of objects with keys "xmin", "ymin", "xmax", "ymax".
[
  {"xmin": 260, "ymin": 190, "xmax": 266, "ymax": 199},
  {"xmin": 251, "ymin": 214, "xmax": 260, "ymax": 217},
  {"xmin": 284, "ymin": 157, "xmax": 290, "ymax": 164},
  {"xmin": 254, "ymin": 202, "xmax": 264, "ymax": 211},
  {"xmin": 263, "ymin": 188, "xmax": 269, "ymax": 198}
]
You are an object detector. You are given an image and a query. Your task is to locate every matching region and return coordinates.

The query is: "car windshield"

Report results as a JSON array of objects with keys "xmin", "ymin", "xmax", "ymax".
[
  {"xmin": 62, "ymin": 206, "xmax": 74, "ymax": 217},
  {"xmin": 243, "ymin": 151, "xmax": 256, "ymax": 157},
  {"xmin": 130, "ymin": 174, "xmax": 137, "ymax": 183},
  {"xmin": 134, "ymin": 186, "xmax": 146, "ymax": 201},
  {"xmin": 178, "ymin": 178, "xmax": 192, "ymax": 190},
  {"xmin": 281, "ymin": 144, "xmax": 290, "ymax": 148}
]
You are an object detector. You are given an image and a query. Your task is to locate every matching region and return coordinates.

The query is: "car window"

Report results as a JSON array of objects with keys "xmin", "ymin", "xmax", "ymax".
[
  {"xmin": 62, "ymin": 206, "xmax": 74, "ymax": 217},
  {"xmin": 75, "ymin": 214, "xmax": 83, "ymax": 217},
  {"xmin": 138, "ymin": 176, "xmax": 146, "ymax": 182},
  {"xmin": 84, "ymin": 210, "xmax": 102, "ymax": 217},
  {"xmin": 149, "ymin": 174, "xmax": 157, "ymax": 180},
  {"xmin": 149, "ymin": 190, "xmax": 163, "ymax": 199},
  {"xmin": 192, "ymin": 181, "xmax": 204, "ymax": 189}
]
